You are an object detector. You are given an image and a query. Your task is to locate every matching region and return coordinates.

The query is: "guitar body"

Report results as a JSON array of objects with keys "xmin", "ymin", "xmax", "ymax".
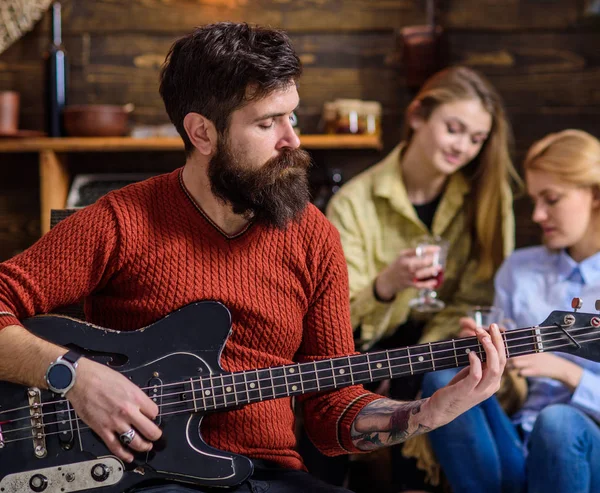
[{"xmin": 0, "ymin": 301, "xmax": 253, "ymax": 493}]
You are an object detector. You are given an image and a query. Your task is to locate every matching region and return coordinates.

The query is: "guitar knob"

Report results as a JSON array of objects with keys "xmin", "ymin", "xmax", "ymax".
[
  {"xmin": 571, "ymin": 297, "xmax": 583, "ymax": 312},
  {"xmin": 29, "ymin": 474, "xmax": 48, "ymax": 492},
  {"xmin": 91, "ymin": 463, "xmax": 110, "ymax": 482}
]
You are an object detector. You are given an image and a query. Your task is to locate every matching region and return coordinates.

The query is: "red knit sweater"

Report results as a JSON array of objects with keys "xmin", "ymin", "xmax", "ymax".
[{"xmin": 0, "ymin": 168, "xmax": 381, "ymax": 469}]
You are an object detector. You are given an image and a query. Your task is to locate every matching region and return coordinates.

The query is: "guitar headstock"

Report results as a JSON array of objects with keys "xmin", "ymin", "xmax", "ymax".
[{"xmin": 538, "ymin": 298, "xmax": 600, "ymax": 362}]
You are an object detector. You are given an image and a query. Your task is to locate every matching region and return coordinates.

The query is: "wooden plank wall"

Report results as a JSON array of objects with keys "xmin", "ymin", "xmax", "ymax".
[{"xmin": 0, "ymin": 0, "xmax": 599, "ymax": 261}]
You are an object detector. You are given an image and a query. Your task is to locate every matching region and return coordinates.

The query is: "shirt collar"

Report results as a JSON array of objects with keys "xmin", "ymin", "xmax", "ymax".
[
  {"xmin": 555, "ymin": 249, "xmax": 600, "ymax": 284},
  {"xmin": 372, "ymin": 143, "xmax": 470, "ymax": 222}
]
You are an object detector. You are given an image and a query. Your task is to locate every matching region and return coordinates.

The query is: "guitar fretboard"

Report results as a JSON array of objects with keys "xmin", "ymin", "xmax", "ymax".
[{"xmin": 181, "ymin": 326, "xmax": 550, "ymax": 413}]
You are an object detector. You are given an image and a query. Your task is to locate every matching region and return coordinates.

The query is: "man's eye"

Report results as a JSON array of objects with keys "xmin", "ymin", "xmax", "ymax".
[
  {"xmin": 259, "ymin": 121, "xmax": 274, "ymax": 129},
  {"xmin": 289, "ymin": 112, "xmax": 298, "ymax": 127}
]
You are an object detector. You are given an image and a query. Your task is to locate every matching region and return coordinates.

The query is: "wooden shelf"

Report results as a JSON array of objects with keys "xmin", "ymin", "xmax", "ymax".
[
  {"xmin": 0, "ymin": 134, "xmax": 382, "ymax": 153},
  {"xmin": 0, "ymin": 134, "xmax": 381, "ymax": 236}
]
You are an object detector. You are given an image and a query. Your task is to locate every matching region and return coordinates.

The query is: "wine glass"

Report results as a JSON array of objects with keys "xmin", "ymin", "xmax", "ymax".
[
  {"xmin": 408, "ymin": 235, "xmax": 449, "ymax": 313},
  {"xmin": 466, "ymin": 305, "xmax": 517, "ymax": 331}
]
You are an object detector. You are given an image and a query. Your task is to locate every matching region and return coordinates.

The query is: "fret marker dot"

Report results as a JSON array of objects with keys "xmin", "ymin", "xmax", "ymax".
[
  {"xmin": 339, "ymin": 369, "xmax": 345, "ymax": 374},
  {"xmin": 204, "ymin": 390, "xmax": 211, "ymax": 396},
  {"xmin": 250, "ymin": 383, "xmax": 256, "ymax": 388},
  {"xmin": 226, "ymin": 386, "xmax": 232, "ymax": 392},
  {"xmin": 289, "ymin": 368, "xmax": 295, "ymax": 373},
  {"xmin": 465, "ymin": 349, "xmax": 471, "ymax": 354},
  {"xmin": 418, "ymin": 356, "xmax": 424, "ymax": 362},
  {"xmin": 376, "ymin": 363, "xmax": 382, "ymax": 368},
  {"xmin": 292, "ymin": 385, "xmax": 298, "ymax": 391}
]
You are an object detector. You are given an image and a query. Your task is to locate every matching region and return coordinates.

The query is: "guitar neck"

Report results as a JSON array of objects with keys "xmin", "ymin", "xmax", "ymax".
[{"xmin": 189, "ymin": 325, "xmax": 555, "ymax": 412}]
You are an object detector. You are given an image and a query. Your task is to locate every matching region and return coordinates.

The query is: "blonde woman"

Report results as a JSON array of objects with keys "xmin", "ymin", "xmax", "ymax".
[
  {"xmin": 423, "ymin": 130, "xmax": 600, "ymax": 493},
  {"xmin": 325, "ymin": 66, "xmax": 521, "ymax": 491}
]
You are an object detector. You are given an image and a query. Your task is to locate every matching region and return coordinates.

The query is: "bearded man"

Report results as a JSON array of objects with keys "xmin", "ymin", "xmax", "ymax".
[{"xmin": 0, "ymin": 22, "xmax": 505, "ymax": 493}]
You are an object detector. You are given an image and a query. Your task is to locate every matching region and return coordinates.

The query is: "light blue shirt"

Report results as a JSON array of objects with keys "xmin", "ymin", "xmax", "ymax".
[{"xmin": 494, "ymin": 246, "xmax": 600, "ymax": 438}]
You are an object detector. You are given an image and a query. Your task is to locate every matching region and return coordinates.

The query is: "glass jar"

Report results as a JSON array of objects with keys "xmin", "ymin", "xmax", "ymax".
[
  {"xmin": 322, "ymin": 101, "xmax": 338, "ymax": 134},
  {"xmin": 334, "ymin": 99, "xmax": 365, "ymax": 134},
  {"xmin": 361, "ymin": 101, "xmax": 382, "ymax": 135}
]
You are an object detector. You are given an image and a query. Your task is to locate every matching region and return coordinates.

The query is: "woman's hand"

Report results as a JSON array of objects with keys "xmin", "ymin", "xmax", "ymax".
[
  {"xmin": 508, "ymin": 353, "xmax": 583, "ymax": 391},
  {"xmin": 374, "ymin": 247, "xmax": 441, "ymax": 301}
]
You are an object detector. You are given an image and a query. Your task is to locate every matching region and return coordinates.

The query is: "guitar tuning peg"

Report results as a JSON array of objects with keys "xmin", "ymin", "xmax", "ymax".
[
  {"xmin": 596, "ymin": 300, "xmax": 600, "ymax": 312},
  {"xmin": 571, "ymin": 297, "xmax": 583, "ymax": 312}
]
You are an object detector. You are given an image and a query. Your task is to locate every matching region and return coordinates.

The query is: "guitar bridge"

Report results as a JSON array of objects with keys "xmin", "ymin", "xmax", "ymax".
[{"xmin": 27, "ymin": 388, "xmax": 47, "ymax": 459}]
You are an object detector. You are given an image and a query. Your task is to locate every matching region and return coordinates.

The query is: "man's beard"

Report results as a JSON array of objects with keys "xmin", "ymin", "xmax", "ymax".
[{"xmin": 208, "ymin": 138, "xmax": 312, "ymax": 229}]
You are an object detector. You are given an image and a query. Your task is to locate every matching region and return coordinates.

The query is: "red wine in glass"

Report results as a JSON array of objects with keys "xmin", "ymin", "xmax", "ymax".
[
  {"xmin": 413, "ymin": 268, "xmax": 444, "ymax": 288},
  {"xmin": 409, "ymin": 235, "xmax": 449, "ymax": 312}
]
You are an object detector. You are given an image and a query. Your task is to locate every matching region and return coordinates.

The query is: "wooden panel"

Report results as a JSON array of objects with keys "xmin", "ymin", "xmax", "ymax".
[
  {"xmin": 35, "ymin": 0, "xmax": 584, "ymax": 33},
  {"xmin": 61, "ymin": 0, "xmax": 422, "ymax": 34},
  {"xmin": 444, "ymin": 0, "xmax": 581, "ymax": 30}
]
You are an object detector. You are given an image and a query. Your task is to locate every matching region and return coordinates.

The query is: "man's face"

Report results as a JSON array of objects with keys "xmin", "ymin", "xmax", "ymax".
[{"xmin": 208, "ymin": 84, "xmax": 312, "ymax": 229}]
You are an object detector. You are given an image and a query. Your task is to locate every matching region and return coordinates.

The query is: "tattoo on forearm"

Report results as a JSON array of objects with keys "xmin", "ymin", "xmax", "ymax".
[{"xmin": 351, "ymin": 398, "xmax": 432, "ymax": 451}]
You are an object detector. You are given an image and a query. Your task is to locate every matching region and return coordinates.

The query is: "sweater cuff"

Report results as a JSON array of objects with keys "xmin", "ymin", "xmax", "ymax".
[
  {"xmin": 337, "ymin": 393, "xmax": 386, "ymax": 454},
  {"xmin": 0, "ymin": 312, "xmax": 23, "ymax": 331}
]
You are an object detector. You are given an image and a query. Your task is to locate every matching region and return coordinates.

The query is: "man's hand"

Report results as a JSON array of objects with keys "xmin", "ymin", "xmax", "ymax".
[
  {"xmin": 508, "ymin": 353, "xmax": 583, "ymax": 391},
  {"xmin": 375, "ymin": 247, "xmax": 441, "ymax": 301},
  {"xmin": 425, "ymin": 323, "xmax": 506, "ymax": 429},
  {"xmin": 68, "ymin": 358, "xmax": 163, "ymax": 463},
  {"xmin": 351, "ymin": 323, "xmax": 507, "ymax": 451},
  {"xmin": 0, "ymin": 325, "xmax": 163, "ymax": 463}
]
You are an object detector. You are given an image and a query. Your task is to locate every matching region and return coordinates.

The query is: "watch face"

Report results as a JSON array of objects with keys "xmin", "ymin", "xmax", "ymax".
[{"xmin": 48, "ymin": 363, "xmax": 73, "ymax": 391}]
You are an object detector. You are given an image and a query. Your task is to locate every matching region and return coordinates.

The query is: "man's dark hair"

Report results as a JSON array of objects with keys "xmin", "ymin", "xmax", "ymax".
[{"xmin": 159, "ymin": 22, "xmax": 302, "ymax": 155}]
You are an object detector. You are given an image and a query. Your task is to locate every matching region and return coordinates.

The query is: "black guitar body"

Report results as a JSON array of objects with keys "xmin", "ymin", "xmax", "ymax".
[{"xmin": 0, "ymin": 301, "xmax": 253, "ymax": 492}]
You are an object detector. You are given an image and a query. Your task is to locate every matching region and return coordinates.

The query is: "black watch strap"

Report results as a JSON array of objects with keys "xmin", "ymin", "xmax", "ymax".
[{"xmin": 62, "ymin": 350, "xmax": 82, "ymax": 366}]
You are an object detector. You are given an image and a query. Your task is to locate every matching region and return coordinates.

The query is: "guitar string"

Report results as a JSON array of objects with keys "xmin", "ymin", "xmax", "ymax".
[
  {"xmin": 2, "ymin": 335, "xmax": 596, "ymax": 447},
  {"xmin": 1, "ymin": 332, "xmax": 598, "ymax": 445},
  {"xmin": 0, "ymin": 322, "xmax": 587, "ymax": 417},
  {"xmin": 0, "ymin": 325, "xmax": 582, "ymax": 424},
  {"xmin": 0, "ymin": 324, "xmax": 596, "ymax": 429}
]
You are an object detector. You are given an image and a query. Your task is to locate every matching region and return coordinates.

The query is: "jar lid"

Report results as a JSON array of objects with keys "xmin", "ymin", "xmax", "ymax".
[
  {"xmin": 361, "ymin": 101, "xmax": 382, "ymax": 115},
  {"xmin": 334, "ymin": 98, "xmax": 363, "ymax": 112}
]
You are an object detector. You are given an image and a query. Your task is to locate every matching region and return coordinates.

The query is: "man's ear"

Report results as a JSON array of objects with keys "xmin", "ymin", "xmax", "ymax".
[
  {"xmin": 407, "ymin": 100, "xmax": 425, "ymax": 131},
  {"xmin": 183, "ymin": 113, "xmax": 217, "ymax": 156}
]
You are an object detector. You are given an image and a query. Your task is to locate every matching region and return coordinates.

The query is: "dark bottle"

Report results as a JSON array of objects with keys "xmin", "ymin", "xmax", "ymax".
[{"xmin": 44, "ymin": 2, "xmax": 67, "ymax": 137}]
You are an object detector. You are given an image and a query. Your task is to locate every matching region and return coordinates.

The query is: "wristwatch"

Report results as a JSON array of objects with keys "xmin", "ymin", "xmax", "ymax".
[{"xmin": 45, "ymin": 350, "xmax": 82, "ymax": 396}]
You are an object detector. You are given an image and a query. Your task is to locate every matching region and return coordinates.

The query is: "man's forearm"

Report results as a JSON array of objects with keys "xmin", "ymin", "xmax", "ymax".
[
  {"xmin": 0, "ymin": 325, "xmax": 64, "ymax": 387},
  {"xmin": 351, "ymin": 398, "xmax": 435, "ymax": 451}
]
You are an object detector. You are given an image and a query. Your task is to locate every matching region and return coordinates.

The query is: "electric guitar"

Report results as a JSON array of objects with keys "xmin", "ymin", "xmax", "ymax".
[{"xmin": 1, "ymin": 300, "xmax": 600, "ymax": 493}]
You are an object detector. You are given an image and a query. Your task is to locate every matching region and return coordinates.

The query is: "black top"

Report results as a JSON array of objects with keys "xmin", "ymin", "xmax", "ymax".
[{"xmin": 412, "ymin": 194, "xmax": 442, "ymax": 231}]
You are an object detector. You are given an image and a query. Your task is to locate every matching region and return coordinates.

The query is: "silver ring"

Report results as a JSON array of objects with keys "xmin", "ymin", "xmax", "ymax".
[{"xmin": 119, "ymin": 428, "xmax": 136, "ymax": 446}]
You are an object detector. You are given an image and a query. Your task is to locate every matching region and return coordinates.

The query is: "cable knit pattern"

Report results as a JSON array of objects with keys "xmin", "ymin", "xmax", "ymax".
[{"xmin": 0, "ymin": 168, "xmax": 381, "ymax": 469}]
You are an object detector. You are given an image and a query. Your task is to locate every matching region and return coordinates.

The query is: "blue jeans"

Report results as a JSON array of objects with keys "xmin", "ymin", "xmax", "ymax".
[
  {"xmin": 422, "ymin": 369, "xmax": 526, "ymax": 493},
  {"xmin": 133, "ymin": 463, "xmax": 354, "ymax": 493},
  {"xmin": 528, "ymin": 403, "xmax": 600, "ymax": 493},
  {"xmin": 423, "ymin": 370, "xmax": 600, "ymax": 493}
]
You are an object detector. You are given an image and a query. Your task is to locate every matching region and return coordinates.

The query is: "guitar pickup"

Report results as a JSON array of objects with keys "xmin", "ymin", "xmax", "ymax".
[
  {"xmin": 54, "ymin": 399, "xmax": 75, "ymax": 449},
  {"xmin": 147, "ymin": 374, "xmax": 163, "ymax": 426}
]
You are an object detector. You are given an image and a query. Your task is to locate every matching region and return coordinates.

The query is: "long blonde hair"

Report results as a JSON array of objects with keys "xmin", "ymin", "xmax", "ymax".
[
  {"xmin": 402, "ymin": 66, "xmax": 521, "ymax": 279},
  {"xmin": 524, "ymin": 130, "xmax": 600, "ymax": 189}
]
